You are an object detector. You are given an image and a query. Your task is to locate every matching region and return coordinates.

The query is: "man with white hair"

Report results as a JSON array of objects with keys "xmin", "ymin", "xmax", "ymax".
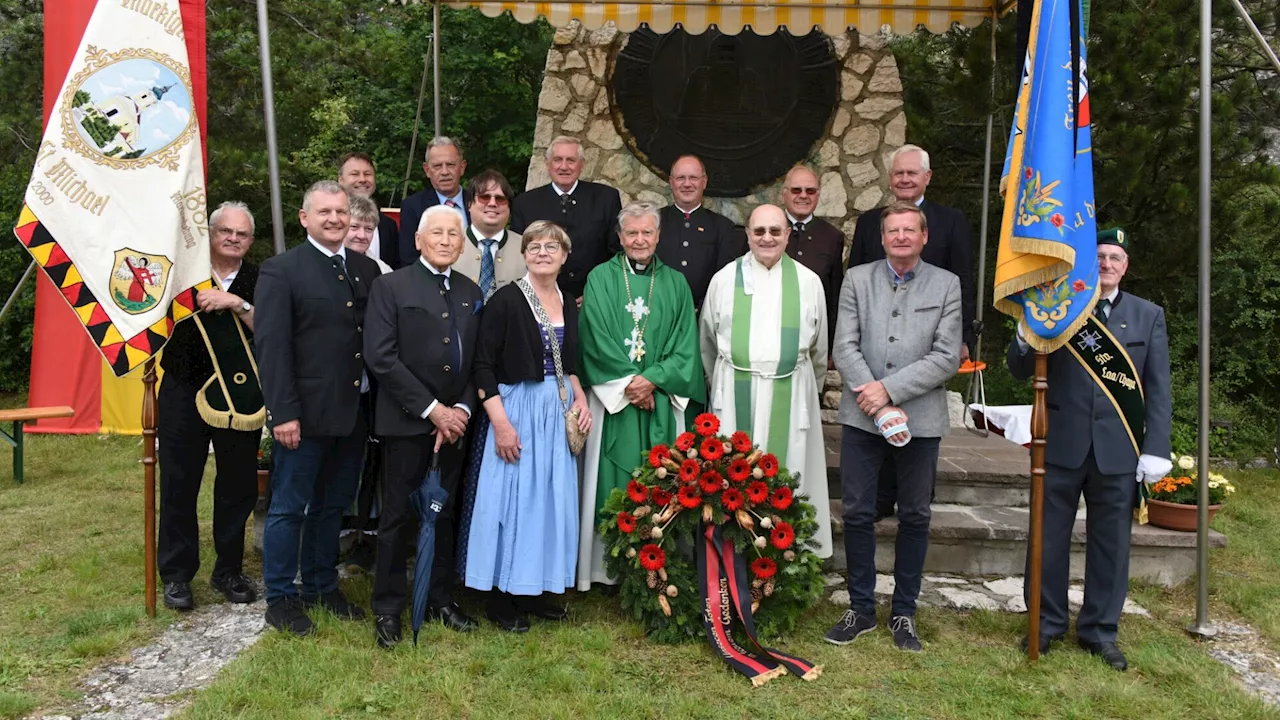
[
  {"xmin": 511, "ymin": 135, "xmax": 622, "ymax": 302},
  {"xmin": 398, "ymin": 137, "xmax": 470, "ymax": 269}
]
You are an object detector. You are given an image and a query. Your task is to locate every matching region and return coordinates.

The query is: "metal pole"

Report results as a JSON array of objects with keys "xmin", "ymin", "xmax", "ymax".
[
  {"xmin": 1229, "ymin": 0, "xmax": 1280, "ymax": 74},
  {"xmin": 974, "ymin": 3, "xmax": 999, "ymax": 343},
  {"xmin": 0, "ymin": 261, "xmax": 36, "ymax": 326},
  {"xmin": 1187, "ymin": 0, "xmax": 1216, "ymax": 640},
  {"xmin": 256, "ymin": 0, "xmax": 287, "ymax": 256},
  {"xmin": 401, "ymin": 43, "xmax": 434, "ymax": 203},
  {"xmin": 432, "ymin": 0, "xmax": 442, "ymax": 139}
]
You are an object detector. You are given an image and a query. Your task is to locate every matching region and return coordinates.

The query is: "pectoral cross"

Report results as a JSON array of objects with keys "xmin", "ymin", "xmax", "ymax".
[
  {"xmin": 625, "ymin": 327, "xmax": 646, "ymax": 362},
  {"xmin": 625, "ymin": 296, "xmax": 650, "ymax": 323}
]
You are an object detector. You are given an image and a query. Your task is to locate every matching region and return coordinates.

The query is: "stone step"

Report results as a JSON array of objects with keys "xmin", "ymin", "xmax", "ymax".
[
  {"xmin": 823, "ymin": 501, "xmax": 1227, "ymax": 588},
  {"xmin": 823, "ymin": 424, "xmax": 1033, "ymax": 507}
]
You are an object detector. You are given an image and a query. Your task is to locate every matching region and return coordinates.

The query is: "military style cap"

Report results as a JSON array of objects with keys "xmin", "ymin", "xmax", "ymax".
[{"xmin": 1097, "ymin": 227, "xmax": 1128, "ymax": 250}]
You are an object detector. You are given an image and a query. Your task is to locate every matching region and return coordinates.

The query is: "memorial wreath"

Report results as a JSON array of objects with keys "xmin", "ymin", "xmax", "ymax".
[{"xmin": 599, "ymin": 413, "xmax": 824, "ymax": 685}]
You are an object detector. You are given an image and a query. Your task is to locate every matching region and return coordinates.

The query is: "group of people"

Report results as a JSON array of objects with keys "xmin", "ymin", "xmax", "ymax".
[{"xmin": 156, "ymin": 134, "xmax": 1169, "ymax": 670}]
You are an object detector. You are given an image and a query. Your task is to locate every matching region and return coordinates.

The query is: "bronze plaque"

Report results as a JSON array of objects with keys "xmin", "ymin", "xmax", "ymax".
[{"xmin": 612, "ymin": 26, "xmax": 838, "ymax": 197}]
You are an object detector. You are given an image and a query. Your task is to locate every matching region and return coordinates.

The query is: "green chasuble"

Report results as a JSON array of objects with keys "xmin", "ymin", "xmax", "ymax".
[{"xmin": 579, "ymin": 255, "xmax": 706, "ymax": 515}]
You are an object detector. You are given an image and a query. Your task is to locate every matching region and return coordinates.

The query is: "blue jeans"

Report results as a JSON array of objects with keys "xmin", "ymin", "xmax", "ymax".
[
  {"xmin": 262, "ymin": 426, "xmax": 365, "ymax": 604},
  {"xmin": 840, "ymin": 425, "xmax": 940, "ymax": 617}
]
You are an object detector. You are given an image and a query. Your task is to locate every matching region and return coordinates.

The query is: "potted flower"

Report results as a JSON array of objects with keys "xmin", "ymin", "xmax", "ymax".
[
  {"xmin": 1146, "ymin": 453, "xmax": 1236, "ymax": 531},
  {"xmin": 256, "ymin": 433, "xmax": 272, "ymax": 498}
]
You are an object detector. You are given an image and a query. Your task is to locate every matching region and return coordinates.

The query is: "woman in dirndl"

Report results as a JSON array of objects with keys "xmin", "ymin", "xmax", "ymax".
[{"xmin": 464, "ymin": 220, "xmax": 592, "ymax": 631}]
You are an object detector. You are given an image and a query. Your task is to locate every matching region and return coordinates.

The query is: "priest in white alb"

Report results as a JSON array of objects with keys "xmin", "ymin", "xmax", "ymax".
[{"xmin": 699, "ymin": 204, "xmax": 833, "ymax": 558}]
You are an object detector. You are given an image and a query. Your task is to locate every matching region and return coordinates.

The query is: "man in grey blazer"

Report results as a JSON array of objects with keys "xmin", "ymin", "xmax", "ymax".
[
  {"xmin": 828, "ymin": 201, "xmax": 962, "ymax": 652},
  {"xmin": 1007, "ymin": 227, "xmax": 1172, "ymax": 671}
]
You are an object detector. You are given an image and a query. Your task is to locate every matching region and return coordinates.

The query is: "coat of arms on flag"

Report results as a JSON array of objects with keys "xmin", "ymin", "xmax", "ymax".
[{"xmin": 12, "ymin": 0, "xmax": 210, "ymax": 376}]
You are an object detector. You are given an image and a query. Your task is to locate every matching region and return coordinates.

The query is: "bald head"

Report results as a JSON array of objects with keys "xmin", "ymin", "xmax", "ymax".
[
  {"xmin": 781, "ymin": 166, "xmax": 819, "ymax": 221},
  {"xmin": 747, "ymin": 204, "xmax": 789, "ymax": 269},
  {"xmin": 669, "ymin": 155, "xmax": 707, "ymax": 210}
]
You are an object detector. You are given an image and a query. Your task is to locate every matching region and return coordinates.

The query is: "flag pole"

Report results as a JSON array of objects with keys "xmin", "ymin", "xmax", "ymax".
[
  {"xmin": 1027, "ymin": 351, "xmax": 1047, "ymax": 660},
  {"xmin": 142, "ymin": 357, "xmax": 158, "ymax": 618}
]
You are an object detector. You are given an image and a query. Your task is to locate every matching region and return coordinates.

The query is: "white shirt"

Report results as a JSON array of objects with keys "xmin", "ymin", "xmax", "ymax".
[
  {"xmin": 552, "ymin": 180, "xmax": 580, "ymax": 197},
  {"xmin": 468, "ymin": 226, "xmax": 504, "ymax": 261},
  {"xmin": 418, "ymin": 258, "xmax": 471, "ymax": 420},
  {"xmin": 212, "ymin": 264, "xmax": 241, "ymax": 291},
  {"xmin": 674, "ymin": 202, "xmax": 702, "ymax": 216},
  {"xmin": 785, "ymin": 210, "xmax": 813, "ymax": 228},
  {"xmin": 368, "ymin": 227, "xmax": 382, "ymax": 262}
]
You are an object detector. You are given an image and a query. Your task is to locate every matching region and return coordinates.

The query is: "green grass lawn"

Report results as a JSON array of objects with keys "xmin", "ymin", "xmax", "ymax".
[{"xmin": 1, "ymin": 426, "xmax": 1278, "ymax": 719}]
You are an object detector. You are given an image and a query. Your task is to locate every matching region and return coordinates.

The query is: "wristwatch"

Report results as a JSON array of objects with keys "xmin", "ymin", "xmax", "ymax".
[{"xmin": 235, "ymin": 301, "xmax": 252, "ymax": 314}]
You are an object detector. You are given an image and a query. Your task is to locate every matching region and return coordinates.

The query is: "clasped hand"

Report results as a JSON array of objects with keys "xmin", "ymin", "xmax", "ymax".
[
  {"xmin": 197, "ymin": 289, "xmax": 243, "ymax": 313},
  {"xmin": 429, "ymin": 404, "xmax": 469, "ymax": 451},
  {"xmin": 852, "ymin": 380, "xmax": 890, "ymax": 416},
  {"xmin": 625, "ymin": 375, "xmax": 656, "ymax": 411}
]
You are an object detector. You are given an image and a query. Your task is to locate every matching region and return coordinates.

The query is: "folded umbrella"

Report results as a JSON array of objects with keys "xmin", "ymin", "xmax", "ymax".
[{"xmin": 409, "ymin": 454, "xmax": 450, "ymax": 644}]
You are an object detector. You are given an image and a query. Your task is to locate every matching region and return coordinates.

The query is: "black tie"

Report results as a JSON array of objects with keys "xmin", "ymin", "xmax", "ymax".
[
  {"xmin": 792, "ymin": 221, "xmax": 805, "ymax": 236},
  {"xmin": 560, "ymin": 192, "xmax": 572, "ymax": 215},
  {"xmin": 433, "ymin": 273, "xmax": 461, "ymax": 368},
  {"xmin": 1094, "ymin": 298, "xmax": 1111, "ymax": 323}
]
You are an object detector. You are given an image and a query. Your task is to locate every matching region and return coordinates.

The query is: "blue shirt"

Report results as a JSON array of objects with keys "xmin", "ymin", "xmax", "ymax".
[
  {"xmin": 885, "ymin": 258, "xmax": 918, "ymax": 286},
  {"xmin": 436, "ymin": 190, "xmax": 468, "ymax": 226}
]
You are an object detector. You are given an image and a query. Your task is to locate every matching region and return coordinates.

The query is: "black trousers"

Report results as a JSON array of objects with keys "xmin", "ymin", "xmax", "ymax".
[
  {"xmin": 372, "ymin": 434, "xmax": 467, "ymax": 616},
  {"xmin": 157, "ymin": 375, "xmax": 259, "ymax": 583}
]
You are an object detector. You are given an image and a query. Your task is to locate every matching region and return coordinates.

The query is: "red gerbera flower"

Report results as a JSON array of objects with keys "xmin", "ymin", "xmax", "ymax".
[
  {"xmin": 699, "ymin": 470, "xmax": 724, "ymax": 495},
  {"xmin": 677, "ymin": 485, "xmax": 702, "ymax": 509},
  {"xmin": 1050, "ymin": 212, "xmax": 1065, "ymax": 228},
  {"xmin": 731, "ymin": 431, "xmax": 753, "ymax": 453},
  {"xmin": 638, "ymin": 543, "xmax": 666, "ymax": 571},
  {"xmin": 674, "ymin": 432, "xmax": 696, "ymax": 452},
  {"xmin": 678, "ymin": 459, "xmax": 700, "ymax": 484},
  {"xmin": 627, "ymin": 480, "xmax": 649, "ymax": 504},
  {"xmin": 727, "ymin": 458, "xmax": 751, "ymax": 484},
  {"xmin": 617, "ymin": 511, "xmax": 637, "ymax": 533},
  {"xmin": 770, "ymin": 522, "xmax": 795, "ymax": 550},
  {"xmin": 758, "ymin": 454, "xmax": 779, "ymax": 478},
  {"xmin": 1024, "ymin": 167, "xmax": 1034, "ymax": 180},
  {"xmin": 746, "ymin": 481, "xmax": 770, "ymax": 505},
  {"xmin": 1072, "ymin": 279, "xmax": 1087, "ymax": 293},
  {"xmin": 769, "ymin": 486, "xmax": 794, "ymax": 511},
  {"xmin": 751, "ymin": 557, "xmax": 778, "ymax": 580},
  {"xmin": 650, "ymin": 487, "xmax": 673, "ymax": 507},
  {"xmin": 700, "ymin": 436, "xmax": 725, "ymax": 462},
  {"xmin": 648, "ymin": 445, "xmax": 671, "ymax": 469},
  {"xmin": 721, "ymin": 487, "xmax": 745, "ymax": 512},
  {"xmin": 693, "ymin": 412, "xmax": 720, "ymax": 437}
]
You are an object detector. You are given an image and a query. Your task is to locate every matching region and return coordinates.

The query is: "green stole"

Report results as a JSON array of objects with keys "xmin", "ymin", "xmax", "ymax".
[
  {"xmin": 730, "ymin": 254, "xmax": 801, "ymax": 454},
  {"xmin": 193, "ymin": 309, "xmax": 265, "ymax": 432}
]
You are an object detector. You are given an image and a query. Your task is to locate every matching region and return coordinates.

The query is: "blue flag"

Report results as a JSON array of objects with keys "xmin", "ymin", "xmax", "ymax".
[{"xmin": 994, "ymin": 0, "xmax": 1099, "ymax": 352}]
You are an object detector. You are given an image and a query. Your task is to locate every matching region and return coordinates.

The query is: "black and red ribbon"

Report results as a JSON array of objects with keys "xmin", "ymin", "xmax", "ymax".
[{"xmin": 696, "ymin": 524, "xmax": 822, "ymax": 686}]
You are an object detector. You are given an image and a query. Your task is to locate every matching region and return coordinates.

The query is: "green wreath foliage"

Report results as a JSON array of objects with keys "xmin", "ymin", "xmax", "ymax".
[{"xmin": 598, "ymin": 417, "xmax": 825, "ymax": 644}]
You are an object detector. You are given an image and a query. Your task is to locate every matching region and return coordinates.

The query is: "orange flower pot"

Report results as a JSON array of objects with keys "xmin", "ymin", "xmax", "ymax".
[{"xmin": 1146, "ymin": 498, "xmax": 1222, "ymax": 532}]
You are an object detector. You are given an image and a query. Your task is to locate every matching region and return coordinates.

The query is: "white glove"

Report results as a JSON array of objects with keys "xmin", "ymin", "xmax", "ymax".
[
  {"xmin": 1136, "ymin": 453, "xmax": 1173, "ymax": 484},
  {"xmin": 1015, "ymin": 323, "xmax": 1030, "ymax": 351}
]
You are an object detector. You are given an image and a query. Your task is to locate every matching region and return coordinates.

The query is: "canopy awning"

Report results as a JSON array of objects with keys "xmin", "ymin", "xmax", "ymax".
[{"xmin": 431, "ymin": 1, "xmax": 1001, "ymax": 36}]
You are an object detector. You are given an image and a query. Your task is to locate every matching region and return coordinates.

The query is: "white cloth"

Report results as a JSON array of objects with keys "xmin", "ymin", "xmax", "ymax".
[
  {"xmin": 1137, "ymin": 453, "xmax": 1173, "ymax": 484},
  {"xmin": 698, "ymin": 253, "xmax": 832, "ymax": 558},
  {"xmin": 969, "ymin": 403, "xmax": 1033, "ymax": 446},
  {"xmin": 368, "ymin": 226, "xmax": 382, "ymax": 261}
]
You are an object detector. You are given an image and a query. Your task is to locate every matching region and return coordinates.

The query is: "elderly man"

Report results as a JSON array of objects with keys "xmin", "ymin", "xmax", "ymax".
[
  {"xmin": 511, "ymin": 136, "xmax": 622, "ymax": 301},
  {"xmin": 828, "ymin": 201, "xmax": 961, "ymax": 652},
  {"xmin": 365, "ymin": 204, "xmax": 485, "ymax": 647},
  {"xmin": 1007, "ymin": 228, "xmax": 1171, "ymax": 671},
  {"xmin": 699, "ymin": 204, "xmax": 831, "ymax": 558},
  {"xmin": 454, "ymin": 169, "xmax": 526, "ymax": 300},
  {"xmin": 256, "ymin": 181, "xmax": 383, "ymax": 636},
  {"xmin": 158, "ymin": 201, "xmax": 262, "ymax": 611},
  {"xmin": 656, "ymin": 154, "xmax": 744, "ymax": 310},
  {"xmin": 398, "ymin": 137, "xmax": 470, "ymax": 269},
  {"xmin": 577, "ymin": 201, "xmax": 705, "ymax": 590},
  {"xmin": 338, "ymin": 151, "xmax": 401, "ymax": 268},
  {"xmin": 780, "ymin": 166, "xmax": 845, "ymax": 349},
  {"xmin": 849, "ymin": 145, "xmax": 976, "ymax": 523}
]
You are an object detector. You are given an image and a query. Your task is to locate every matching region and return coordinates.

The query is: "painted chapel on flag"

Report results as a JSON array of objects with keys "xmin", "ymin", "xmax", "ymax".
[{"xmin": 14, "ymin": 0, "xmax": 209, "ymax": 433}]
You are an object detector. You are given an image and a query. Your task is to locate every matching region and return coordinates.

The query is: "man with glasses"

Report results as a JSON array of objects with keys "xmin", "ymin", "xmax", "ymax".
[
  {"xmin": 781, "ymin": 166, "xmax": 845, "ymax": 350},
  {"xmin": 398, "ymin": 137, "xmax": 471, "ymax": 271},
  {"xmin": 656, "ymin": 154, "xmax": 745, "ymax": 311},
  {"xmin": 699, "ymin": 204, "xmax": 833, "ymax": 559},
  {"xmin": 511, "ymin": 136, "xmax": 622, "ymax": 304},
  {"xmin": 1007, "ymin": 228, "xmax": 1171, "ymax": 672},
  {"xmin": 158, "ymin": 201, "xmax": 263, "ymax": 611}
]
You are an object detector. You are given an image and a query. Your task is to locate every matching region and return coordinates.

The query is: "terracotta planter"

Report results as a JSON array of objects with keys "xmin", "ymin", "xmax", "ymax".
[
  {"xmin": 257, "ymin": 469, "xmax": 270, "ymax": 497},
  {"xmin": 1147, "ymin": 498, "xmax": 1222, "ymax": 532}
]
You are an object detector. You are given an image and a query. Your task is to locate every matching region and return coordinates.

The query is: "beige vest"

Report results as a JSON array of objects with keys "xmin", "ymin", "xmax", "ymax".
[{"xmin": 454, "ymin": 227, "xmax": 526, "ymax": 298}]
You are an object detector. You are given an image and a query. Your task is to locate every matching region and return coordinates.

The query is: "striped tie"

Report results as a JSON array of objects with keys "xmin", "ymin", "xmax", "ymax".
[{"xmin": 479, "ymin": 239, "xmax": 496, "ymax": 299}]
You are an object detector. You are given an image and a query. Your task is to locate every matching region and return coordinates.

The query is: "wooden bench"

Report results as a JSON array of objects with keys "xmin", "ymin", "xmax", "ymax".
[{"xmin": 0, "ymin": 406, "xmax": 75, "ymax": 484}]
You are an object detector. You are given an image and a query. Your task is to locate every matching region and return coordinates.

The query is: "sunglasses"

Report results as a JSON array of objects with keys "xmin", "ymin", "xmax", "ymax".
[
  {"xmin": 786, "ymin": 187, "xmax": 819, "ymax": 196},
  {"xmin": 475, "ymin": 192, "xmax": 509, "ymax": 206},
  {"xmin": 749, "ymin": 226, "xmax": 786, "ymax": 238}
]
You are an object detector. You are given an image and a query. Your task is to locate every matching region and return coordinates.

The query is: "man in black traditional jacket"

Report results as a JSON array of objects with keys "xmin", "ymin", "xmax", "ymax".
[{"xmin": 656, "ymin": 154, "xmax": 745, "ymax": 311}]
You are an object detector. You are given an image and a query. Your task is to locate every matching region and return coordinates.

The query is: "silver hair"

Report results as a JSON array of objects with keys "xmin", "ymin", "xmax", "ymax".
[
  {"xmin": 544, "ymin": 136, "xmax": 585, "ymax": 162},
  {"xmin": 889, "ymin": 144, "xmax": 931, "ymax": 171},
  {"xmin": 425, "ymin": 136, "xmax": 462, "ymax": 159},
  {"xmin": 302, "ymin": 180, "xmax": 348, "ymax": 212},
  {"xmin": 209, "ymin": 200, "xmax": 255, "ymax": 235},
  {"xmin": 347, "ymin": 195, "xmax": 379, "ymax": 224},
  {"xmin": 617, "ymin": 201, "xmax": 661, "ymax": 232},
  {"xmin": 419, "ymin": 203, "xmax": 465, "ymax": 232}
]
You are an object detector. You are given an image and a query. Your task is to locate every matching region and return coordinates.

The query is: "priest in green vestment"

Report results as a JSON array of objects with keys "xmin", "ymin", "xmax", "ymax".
[{"xmin": 576, "ymin": 201, "xmax": 706, "ymax": 590}]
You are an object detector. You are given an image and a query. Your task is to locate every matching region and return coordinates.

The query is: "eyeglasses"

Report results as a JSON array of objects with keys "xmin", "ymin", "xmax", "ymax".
[
  {"xmin": 1098, "ymin": 252, "xmax": 1127, "ymax": 264},
  {"xmin": 475, "ymin": 192, "xmax": 508, "ymax": 206},
  {"xmin": 213, "ymin": 226, "xmax": 252, "ymax": 240},
  {"xmin": 671, "ymin": 175, "xmax": 705, "ymax": 184},
  {"xmin": 749, "ymin": 226, "xmax": 786, "ymax": 238},
  {"xmin": 526, "ymin": 242, "xmax": 563, "ymax": 255},
  {"xmin": 785, "ymin": 187, "xmax": 819, "ymax": 196}
]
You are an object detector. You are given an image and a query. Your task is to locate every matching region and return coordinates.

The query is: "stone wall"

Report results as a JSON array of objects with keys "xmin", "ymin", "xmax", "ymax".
[{"xmin": 527, "ymin": 20, "xmax": 906, "ymax": 242}]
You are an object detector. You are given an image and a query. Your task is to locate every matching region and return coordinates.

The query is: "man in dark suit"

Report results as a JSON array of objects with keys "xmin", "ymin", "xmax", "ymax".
[
  {"xmin": 1008, "ymin": 228, "xmax": 1172, "ymax": 671},
  {"xmin": 847, "ymin": 146, "xmax": 976, "ymax": 521},
  {"xmin": 656, "ymin": 154, "xmax": 744, "ymax": 311},
  {"xmin": 781, "ymin": 166, "xmax": 845, "ymax": 350},
  {"xmin": 397, "ymin": 137, "xmax": 470, "ymax": 269},
  {"xmin": 365, "ymin": 203, "xmax": 485, "ymax": 648},
  {"xmin": 510, "ymin": 135, "xmax": 622, "ymax": 302},
  {"xmin": 255, "ymin": 181, "xmax": 382, "ymax": 636},
  {"xmin": 338, "ymin": 151, "xmax": 401, "ymax": 269}
]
